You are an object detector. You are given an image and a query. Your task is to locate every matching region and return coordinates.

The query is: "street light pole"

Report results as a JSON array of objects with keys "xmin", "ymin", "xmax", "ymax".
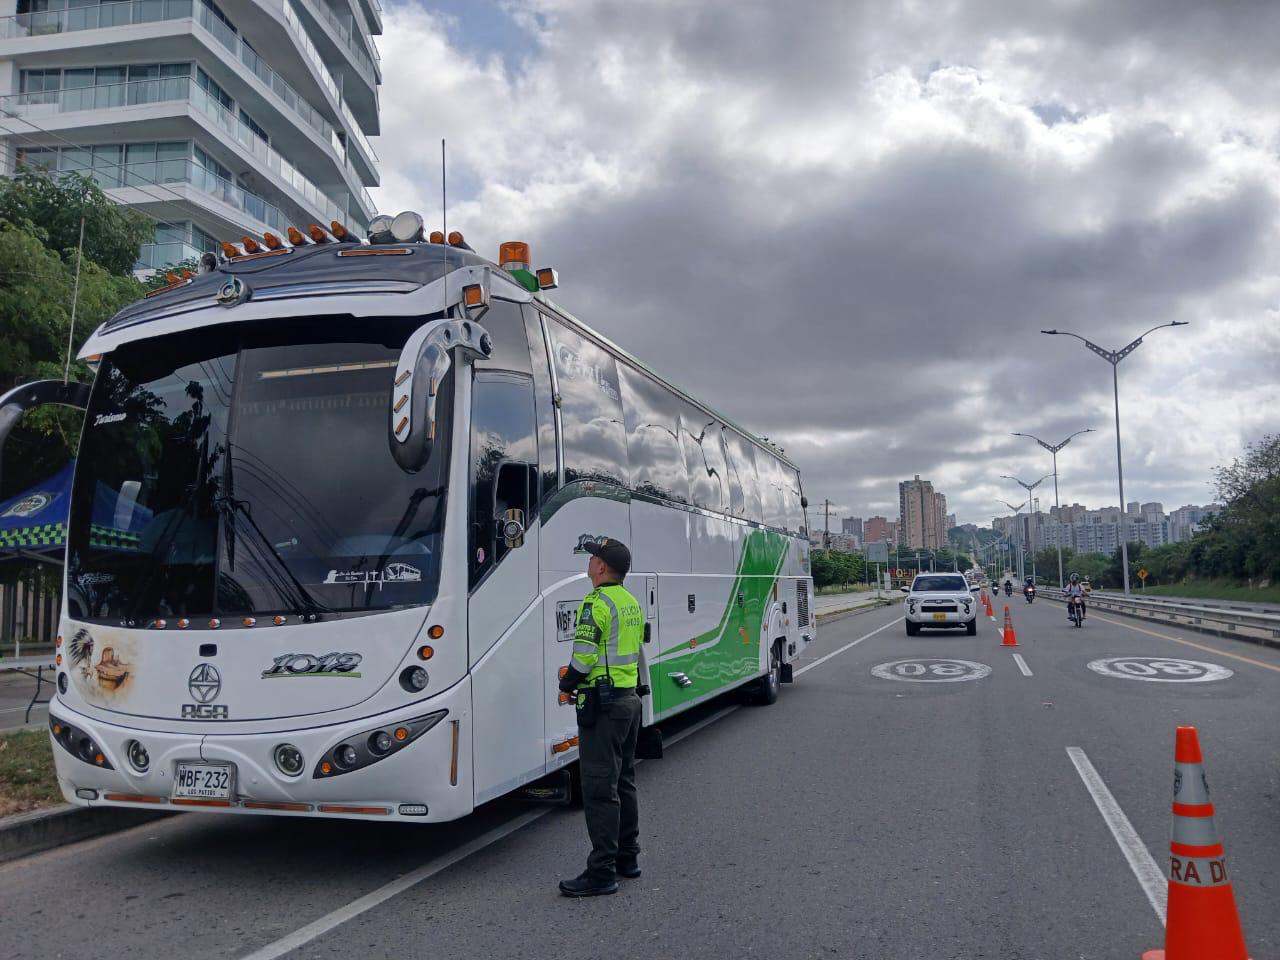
[
  {"xmin": 1000, "ymin": 474, "xmax": 1052, "ymax": 583},
  {"xmin": 1041, "ymin": 321, "xmax": 1188, "ymax": 595},
  {"xmin": 1012, "ymin": 427, "xmax": 1095, "ymax": 589}
]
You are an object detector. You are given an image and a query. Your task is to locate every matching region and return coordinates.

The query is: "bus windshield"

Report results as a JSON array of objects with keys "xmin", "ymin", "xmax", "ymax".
[{"xmin": 67, "ymin": 314, "xmax": 453, "ymax": 622}]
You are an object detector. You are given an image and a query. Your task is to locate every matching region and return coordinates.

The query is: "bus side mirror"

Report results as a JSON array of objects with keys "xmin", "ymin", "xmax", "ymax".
[
  {"xmin": 389, "ymin": 318, "xmax": 492, "ymax": 473},
  {"xmin": 494, "ymin": 460, "xmax": 533, "ymax": 549},
  {"xmin": 0, "ymin": 379, "xmax": 91, "ymax": 491}
]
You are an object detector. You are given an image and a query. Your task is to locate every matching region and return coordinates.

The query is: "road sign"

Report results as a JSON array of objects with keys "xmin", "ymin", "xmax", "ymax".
[
  {"xmin": 871, "ymin": 659, "xmax": 991, "ymax": 683},
  {"xmin": 1137, "ymin": 568, "xmax": 1149, "ymax": 581},
  {"xmin": 865, "ymin": 542, "xmax": 889, "ymax": 563},
  {"xmin": 1086, "ymin": 657, "xmax": 1233, "ymax": 683}
]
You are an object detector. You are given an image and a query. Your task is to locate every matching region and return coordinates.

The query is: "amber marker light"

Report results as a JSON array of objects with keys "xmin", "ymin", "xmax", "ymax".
[
  {"xmin": 243, "ymin": 617, "xmax": 256, "ymax": 627},
  {"xmin": 320, "ymin": 760, "xmax": 333, "ymax": 775},
  {"xmin": 287, "ymin": 226, "xmax": 307, "ymax": 245},
  {"xmin": 447, "ymin": 231, "xmax": 465, "ymax": 247},
  {"xmin": 394, "ymin": 727, "xmax": 409, "ymax": 742},
  {"xmin": 417, "ymin": 645, "xmax": 434, "ymax": 661},
  {"xmin": 56, "ymin": 635, "xmax": 62, "ymax": 647},
  {"xmin": 52, "ymin": 723, "xmax": 62, "ymax": 735},
  {"xmin": 428, "ymin": 624, "xmax": 444, "ymax": 640},
  {"xmin": 241, "ymin": 236, "xmax": 261, "ymax": 254},
  {"xmin": 535, "ymin": 267, "xmax": 559, "ymax": 290},
  {"xmin": 263, "ymin": 232, "xmax": 284, "ymax": 250},
  {"xmin": 307, "ymin": 223, "xmax": 329, "ymax": 243},
  {"xmin": 177, "ymin": 618, "xmax": 190, "ymax": 629},
  {"xmin": 498, "ymin": 241, "xmax": 530, "ymax": 271},
  {"xmin": 221, "ymin": 241, "xmax": 240, "ymax": 258},
  {"xmin": 273, "ymin": 615, "xmax": 287, "ymax": 626},
  {"xmin": 429, "ymin": 230, "xmax": 444, "ymax": 244},
  {"xmin": 329, "ymin": 220, "xmax": 350, "ymax": 240},
  {"xmin": 56, "ymin": 654, "xmax": 62, "ymax": 666},
  {"xmin": 94, "ymin": 753, "xmax": 106, "ymax": 765}
]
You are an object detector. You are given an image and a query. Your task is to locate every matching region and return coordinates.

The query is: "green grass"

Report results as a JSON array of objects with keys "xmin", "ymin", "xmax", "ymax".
[
  {"xmin": 815, "ymin": 583, "xmax": 878, "ymax": 595},
  {"xmin": 1131, "ymin": 580, "xmax": 1280, "ymax": 604},
  {"xmin": 0, "ymin": 729, "xmax": 62, "ymax": 817}
]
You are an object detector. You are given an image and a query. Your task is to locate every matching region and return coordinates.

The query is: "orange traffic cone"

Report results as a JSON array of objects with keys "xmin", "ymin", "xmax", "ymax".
[
  {"xmin": 1142, "ymin": 727, "xmax": 1250, "ymax": 960},
  {"xmin": 986, "ymin": 595, "xmax": 994, "ymax": 618},
  {"xmin": 1001, "ymin": 605, "xmax": 1017, "ymax": 646}
]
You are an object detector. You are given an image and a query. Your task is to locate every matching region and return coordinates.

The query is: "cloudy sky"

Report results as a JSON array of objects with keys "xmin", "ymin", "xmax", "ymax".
[{"xmin": 369, "ymin": 0, "xmax": 1280, "ymax": 527}]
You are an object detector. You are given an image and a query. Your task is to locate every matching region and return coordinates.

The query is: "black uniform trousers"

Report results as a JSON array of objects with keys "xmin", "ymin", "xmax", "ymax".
[{"xmin": 578, "ymin": 689, "xmax": 642, "ymax": 878}]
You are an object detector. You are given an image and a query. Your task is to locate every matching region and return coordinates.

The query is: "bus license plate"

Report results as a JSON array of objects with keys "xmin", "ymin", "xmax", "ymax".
[
  {"xmin": 932, "ymin": 613, "xmax": 947, "ymax": 621},
  {"xmin": 173, "ymin": 762, "xmax": 234, "ymax": 800}
]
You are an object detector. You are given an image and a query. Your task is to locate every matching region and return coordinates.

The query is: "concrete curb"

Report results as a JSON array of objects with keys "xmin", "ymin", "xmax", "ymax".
[
  {"xmin": 0, "ymin": 802, "xmax": 170, "ymax": 864},
  {"xmin": 816, "ymin": 597, "xmax": 902, "ymax": 626}
]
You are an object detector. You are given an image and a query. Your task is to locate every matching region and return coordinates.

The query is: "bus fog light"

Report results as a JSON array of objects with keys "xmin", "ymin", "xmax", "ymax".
[
  {"xmin": 398, "ymin": 804, "xmax": 428, "ymax": 816},
  {"xmin": 399, "ymin": 666, "xmax": 428, "ymax": 692},
  {"xmin": 274, "ymin": 744, "xmax": 305, "ymax": 777},
  {"xmin": 369, "ymin": 731, "xmax": 393, "ymax": 755},
  {"xmin": 335, "ymin": 744, "xmax": 358, "ymax": 769},
  {"xmin": 58, "ymin": 672, "xmax": 68, "ymax": 694},
  {"xmin": 76, "ymin": 788, "xmax": 99, "ymax": 800},
  {"xmin": 125, "ymin": 739, "xmax": 150, "ymax": 773}
]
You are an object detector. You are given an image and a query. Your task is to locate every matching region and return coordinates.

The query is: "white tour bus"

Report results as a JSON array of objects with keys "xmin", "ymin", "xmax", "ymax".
[{"xmin": 1, "ymin": 215, "xmax": 814, "ymax": 821}]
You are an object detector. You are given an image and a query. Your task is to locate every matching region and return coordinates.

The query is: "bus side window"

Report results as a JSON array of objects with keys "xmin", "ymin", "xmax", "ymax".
[
  {"xmin": 546, "ymin": 317, "xmax": 628, "ymax": 488},
  {"xmin": 618, "ymin": 362, "xmax": 690, "ymax": 504},
  {"xmin": 754, "ymin": 448, "xmax": 786, "ymax": 530},
  {"xmin": 679, "ymin": 401, "xmax": 728, "ymax": 514},
  {"xmin": 522, "ymin": 305, "xmax": 557, "ymax": 506},
  {"xmin": 726, "ymin": 430, "xmax": 763, "ymax": 523},
  {"xmin": 468, "ymin": 372, "xmax": 537, "ymax": 592},
  {"xmin": 721, "ymin": 429, "xmax": 744, "ymax": 517}
]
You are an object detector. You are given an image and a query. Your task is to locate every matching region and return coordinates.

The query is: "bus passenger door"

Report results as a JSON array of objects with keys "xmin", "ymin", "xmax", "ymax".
[{"xmin": 466, "ymin": 371, "xmax": 545, "ymax": 805}]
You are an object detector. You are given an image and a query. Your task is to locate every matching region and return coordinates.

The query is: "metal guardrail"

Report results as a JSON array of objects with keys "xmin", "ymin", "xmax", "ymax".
[{"xmin": 1041, "ymin": 588, "xmax": 1280, "ymax": 645}]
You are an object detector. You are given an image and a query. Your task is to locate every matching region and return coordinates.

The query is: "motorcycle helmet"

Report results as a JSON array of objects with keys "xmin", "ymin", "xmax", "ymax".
[{"xmin": 1070, "ymin": 573, "xmax": 1080, "ymax": 583}]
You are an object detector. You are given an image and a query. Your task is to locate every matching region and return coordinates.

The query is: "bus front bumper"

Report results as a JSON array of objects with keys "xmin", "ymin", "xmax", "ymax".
[{"xmin": 47, "ymin": 686, "xmax": 473, "ymax": 823}]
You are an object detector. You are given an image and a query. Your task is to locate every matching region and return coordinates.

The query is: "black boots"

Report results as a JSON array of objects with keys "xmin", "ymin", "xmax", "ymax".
[{"xmin": 558, "ymin": 871, "xmax": 619, "ymax": 897}]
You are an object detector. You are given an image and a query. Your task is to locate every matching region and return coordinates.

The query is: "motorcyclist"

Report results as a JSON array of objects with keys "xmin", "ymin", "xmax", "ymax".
[
  {"xmin": 1023, "ymin": 577, "xmax": 1036, "ymax": 601},
  {"xmin": 1003, "ymin": 578, "xmax": 1012, "ymax": 596},
  {"xmin": 1065, "ymin": 573, "xmax": 1086, "ymax": 621}
]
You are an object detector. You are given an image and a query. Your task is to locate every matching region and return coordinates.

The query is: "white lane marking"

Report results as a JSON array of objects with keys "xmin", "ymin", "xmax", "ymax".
[
  {"xmin": 794, "ymin": 617, "xmax": 903, "ymax": 676},
  {"xmin": 1012, "ymin": 653, "xmax": 1032, "ymax": 676},
  {"xmin": 1066, "ymin": 747, "xmax": 1167, "ymax": 925},
  {"xmin": 242, "ymin": 618, "xmax": 898, "ymax": 959},
  {"xmin": 1087, "ymin": 657, "xmax": 1233, "ymax": 683}
]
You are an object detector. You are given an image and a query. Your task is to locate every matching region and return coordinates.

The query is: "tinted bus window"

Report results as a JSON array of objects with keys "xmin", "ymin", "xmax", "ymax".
[
  {"xmin": 547, "ymin": 318, "xmax": 628, "ymax": 487},
  {"xmin": 781, "ymin": 464, "xmax": 805, "ymax": 535},
  {"xmin": 619, "ymin": 363, "xmax": 690, "ymax": 503},
  {"xmin": 754, "ymin": 448, "xmax": 786, "ymax": 529},
  {"xmin": 724, "ymin": 429, "xmax": 762, "ymax": 522},
  {"xmin": 522, "ymin": 306, "xmax": 558, "ymax": 505},
  {"xmin": 680, "ymin": 402, "xmax": 728, "ymax": 513},
  {"xmin": 473, "ymin": 298, "xmax": 532, "ymax": 374},
  {"xmin": 469, "ymin": 372, "xmax": 537, "ymax": 590}
]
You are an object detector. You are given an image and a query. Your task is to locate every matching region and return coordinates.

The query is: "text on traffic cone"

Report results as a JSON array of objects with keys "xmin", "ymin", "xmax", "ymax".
[{"xmin": 1141, "ymin": 726, "xmax": 1249, "ymax": 960}]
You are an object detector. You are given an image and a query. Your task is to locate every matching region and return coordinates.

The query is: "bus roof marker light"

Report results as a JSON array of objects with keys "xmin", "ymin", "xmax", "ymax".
[
  {"xmin": 273, "ymin": 615, "xmax": 287, "ymax": 625},
  {"xmin": 263, "ymin": 232, "xmax": 284, "ymax": 251},
  {"xmin": 221, "ymin": 241, "xmax": 241, "ymax": 259},
  {"xmin": 308, "ymin": 224, "xmax": 332, "ymax": 243},
  {"xmin": 536, "ymin": 267, "xmax": 559, "ymax": 290},
  {"xmin": 391, "ymin": 211, "xmax": 424, "ymax": 243},
  {"xmin": 447, "ymin": 231, "xmax": 473, "ymax": 252},
  {"xmin": 498, "ymin": 241, "xmax": 530, "ymax": 271},
  {"xmin": 241, "ymin": 237, "xmax": 261, "ymax": 254},
  {"xmin": 330, "ymin": 220, "xmax": 353, "ymax": 241},
  {"xmin": 428, "ymin": 230, "xmax": 445, "ymax": 244},
  {"xmin": 287, "ymin": 226, "xmax": 309, "ymax": 246}
]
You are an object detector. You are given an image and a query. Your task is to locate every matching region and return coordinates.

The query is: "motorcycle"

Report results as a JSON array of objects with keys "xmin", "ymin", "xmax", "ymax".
[
  {"xmin": 1024, "ymin": 586, "xmax": 1036, "ymax": 604},
  {"xmin": 1069, "ymin": 595, "xmax": 1085, "ymax": 628},
  {"xmin": 1003, "ymin": 583, "xmax": 1012, "ymax": 597}
]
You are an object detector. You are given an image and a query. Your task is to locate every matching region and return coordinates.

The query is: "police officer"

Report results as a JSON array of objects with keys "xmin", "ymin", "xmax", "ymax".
[{"xmin": 557, "ymin": 537, "xmax": 644, "ymax": 897}]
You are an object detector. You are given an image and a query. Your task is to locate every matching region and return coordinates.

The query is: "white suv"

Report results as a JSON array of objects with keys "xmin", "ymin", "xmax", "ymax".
[{"xmin": 901, "ymin": 573, "xmax": 978, "ymax": 636}]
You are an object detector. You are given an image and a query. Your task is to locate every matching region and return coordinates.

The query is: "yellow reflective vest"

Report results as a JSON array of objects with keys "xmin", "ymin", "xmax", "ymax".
[{"xmin": 570, "ymin": 583, "xmax": 644, "ymax": 689}]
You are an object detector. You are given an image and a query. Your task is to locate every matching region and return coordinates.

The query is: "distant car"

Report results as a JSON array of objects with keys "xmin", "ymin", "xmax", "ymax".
[{"xmin": 901, "ymin": 573, "xmax": 978, "ymax": 636}]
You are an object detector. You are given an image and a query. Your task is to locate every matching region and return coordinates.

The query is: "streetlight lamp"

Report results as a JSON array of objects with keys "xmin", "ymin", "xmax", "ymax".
[
  {"xmin": 1041, "ymin": 321, "xmax": 1189, "ymax": 594},
  {"xmin": 999, "ymin": 499, "xmax": 1025, "ymax": 582},
  {"xmin": 1000, "ymin": 474, "xmax": 1053, "ymax": 582},
  {"xmin": 1012, "ymin": 427, "xmax": 1095, "ymax": 589}
]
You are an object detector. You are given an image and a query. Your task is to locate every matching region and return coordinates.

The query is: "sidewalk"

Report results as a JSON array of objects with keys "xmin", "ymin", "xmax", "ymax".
[{"xmin": 815, "ymin": 590, "xmax": 895, "ymax": 619}]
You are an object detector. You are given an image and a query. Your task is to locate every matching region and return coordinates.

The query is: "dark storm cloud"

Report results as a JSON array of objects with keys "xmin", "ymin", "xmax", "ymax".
[{"xmin": 378, "ymin": 0, "xmax": 1280, "ymax": 523}]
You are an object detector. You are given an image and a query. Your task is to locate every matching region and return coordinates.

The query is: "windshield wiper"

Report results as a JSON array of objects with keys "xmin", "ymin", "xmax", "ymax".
[{"xmin": 215, "ymin": 495, "xmax": 329, "ymax": 617}]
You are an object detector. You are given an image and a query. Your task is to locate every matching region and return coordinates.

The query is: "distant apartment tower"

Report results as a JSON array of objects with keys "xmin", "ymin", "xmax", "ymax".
[
  {"xmin": 899, "ymin": 475, "xmax": 945, "ymax": 550},
  {"xmin": 864, "ymin": 515, "xmax": 892, "ymax": 544},
  {"xmin": 841, "ymin": 516, "xmax": 863, "ymax": 539},
  {"xmin": 0, "ymin": 0, "xmax": 381, "ymax": 271}
]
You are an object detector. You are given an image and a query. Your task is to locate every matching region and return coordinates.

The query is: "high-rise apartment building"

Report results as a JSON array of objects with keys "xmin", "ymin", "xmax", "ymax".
[
  {"xmin": 899, "ymin": 475, "xmax": 946, "ymax": 549},
  {"xmin": 0, "ymin": 0, "xmax": 380, "ymax": 271},
  {"xmin": 864, "ymin": 515, "xmax": 893, "ymax": 544},
  {"xmin": 841, "ymin": 516, "xmax": 862, "ymax": 539}
]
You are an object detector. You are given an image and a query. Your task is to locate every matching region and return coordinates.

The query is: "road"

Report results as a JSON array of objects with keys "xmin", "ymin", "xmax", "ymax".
[
  {"xmin": 2, "ymin": 599, "xmax": 1277, "ymax": 959},
  {"xmin": 0, "ymin": 664, "xmax": 52, "ymax": 733}
]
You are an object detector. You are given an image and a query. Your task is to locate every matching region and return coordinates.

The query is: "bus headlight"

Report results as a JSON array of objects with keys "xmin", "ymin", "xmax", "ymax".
[
  {"xmin": 125, "ymin": 740, "xmax": 150, "ymax": 773},
  {"xmin": 274, "ymin": 744, "xmax": 305, "ymax": 777},
  {"xmin": 314, "ymin": 710, "xmax": 447, "ymax": 779}
]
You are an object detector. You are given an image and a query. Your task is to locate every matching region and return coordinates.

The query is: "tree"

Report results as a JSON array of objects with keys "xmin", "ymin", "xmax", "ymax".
[
  {"xmin": 0, "ymin": 168, "xmax": 154, "ymax": 277},
  {"xmin": 0, "ymin": 172, "xmax": 145, "ymax": 497}
]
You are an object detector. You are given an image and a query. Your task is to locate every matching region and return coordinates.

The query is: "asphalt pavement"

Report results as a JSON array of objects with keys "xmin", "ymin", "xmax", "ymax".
[
  {"xmin": 1, "ymin": 596, "xmax": 1277, "ymax": 960},
  {"xmin": 0, "ymin": 667, "xmax": 52, "ymax": 733}
]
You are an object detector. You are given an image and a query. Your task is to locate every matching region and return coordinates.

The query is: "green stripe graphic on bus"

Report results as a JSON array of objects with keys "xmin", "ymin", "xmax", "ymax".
[{"xmin": 653, "ymin": 528, "xmax": 790, "ymax": 710}]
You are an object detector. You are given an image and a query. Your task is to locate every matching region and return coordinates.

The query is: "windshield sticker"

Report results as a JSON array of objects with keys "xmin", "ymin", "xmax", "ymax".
[
  {"xmin": 323, "ymin": 563, "xmax": 422, "ymax": 589},
  {"xmin": 1, "ymin": 490, "xmax": 58, "ymax": 518},
  {"xmin": 262, "ymin": 652, "xmax": 363, "ymax": 678},
  {"xmin": 93, "ymin": 412, "xmax": 126, "ymax": 427}
]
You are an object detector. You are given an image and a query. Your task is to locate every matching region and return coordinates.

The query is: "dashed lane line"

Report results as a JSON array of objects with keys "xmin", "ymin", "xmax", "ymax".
[
  {"xmin": 1012, "ymin": 653, "xmax": 1032, "ymax": 676},
  {"xmin": 1066, "ymin": 746, "xmax": 1167, "ymax": 925},
  {"xmin": 1089, "ymin": 613, "xmax": 1280, "ymax": 675},
  {"xmin": 242, "ymin": 617, "xmax": 901, "ymax": 960}
]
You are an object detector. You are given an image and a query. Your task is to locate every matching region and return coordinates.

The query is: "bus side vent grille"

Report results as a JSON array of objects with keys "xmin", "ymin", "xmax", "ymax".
[{"xmin": 796, "ymin": 586, "xmax": 809, "ymax": 627}]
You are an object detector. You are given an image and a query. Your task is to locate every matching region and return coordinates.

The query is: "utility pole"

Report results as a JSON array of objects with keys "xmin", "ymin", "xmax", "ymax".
[{"xmin": 823, "ymin": 499, "xmax": 831, "ymax": 552}]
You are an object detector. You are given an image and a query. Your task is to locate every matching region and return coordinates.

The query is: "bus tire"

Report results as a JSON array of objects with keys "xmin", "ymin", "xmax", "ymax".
[{"xmin": 754, "ymin": 641, "xmax": 781, "ymax": 705}]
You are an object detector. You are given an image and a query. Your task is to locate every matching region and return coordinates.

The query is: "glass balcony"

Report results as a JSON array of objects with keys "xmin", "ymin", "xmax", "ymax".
[
  {"xmin": 136, "ymin": 238, "xmax": 203, "ymax": 270},
  {"xmin": 0, "ymin": 0, "xmax": 193, "ymax": 38},
  {"xmin": 2, "ymin": 78, "xmax": 367, "ymax": 232},
  {"xmin": 294, "ymin": 0, "xmax": 377, "ymax": 77}
]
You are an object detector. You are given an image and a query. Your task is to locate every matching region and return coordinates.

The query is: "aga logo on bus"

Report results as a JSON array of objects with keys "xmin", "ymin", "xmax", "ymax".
[{"xmin": 182, "ymin": 663, "xmax": 229, "ymax": 719}]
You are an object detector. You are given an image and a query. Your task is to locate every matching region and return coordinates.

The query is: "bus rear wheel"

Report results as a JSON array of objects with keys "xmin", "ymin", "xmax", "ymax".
[{"xmin": 754, "ymin": 642, "xmax": 781, "ymax": 705}]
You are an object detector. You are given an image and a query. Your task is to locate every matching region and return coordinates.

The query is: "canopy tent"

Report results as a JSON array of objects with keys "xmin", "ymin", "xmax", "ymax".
[{"xmin": 0, "ymin": 460, "xmax": 73, "ymax": 562}]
